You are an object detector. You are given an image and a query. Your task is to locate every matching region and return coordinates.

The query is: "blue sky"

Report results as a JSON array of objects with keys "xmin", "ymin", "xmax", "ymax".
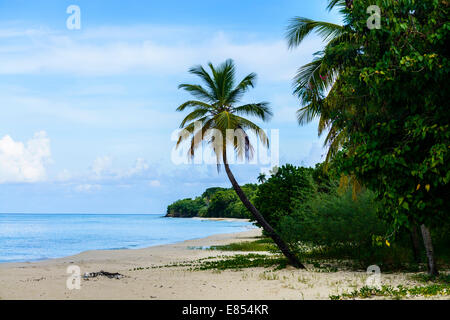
[{"xmin": 0, "ymin": 0, "xmax": 340, "ymax": 213}]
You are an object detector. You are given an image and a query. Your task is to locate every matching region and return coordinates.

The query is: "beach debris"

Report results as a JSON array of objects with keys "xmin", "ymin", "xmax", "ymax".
[{"xmin": 83, "ymin": 270, "xmax": 124, "ymax": 280}]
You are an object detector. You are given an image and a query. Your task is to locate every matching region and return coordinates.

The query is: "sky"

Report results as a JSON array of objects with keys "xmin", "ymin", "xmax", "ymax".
[{"xmin": 0, "ymin": 0, "xmax": 341, "ymax": 214}]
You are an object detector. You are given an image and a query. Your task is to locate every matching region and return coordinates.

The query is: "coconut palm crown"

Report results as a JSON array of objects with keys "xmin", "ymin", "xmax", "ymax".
[{"xmin": 176, "ymin": 59, "xmax": 272, "ymax": 166}]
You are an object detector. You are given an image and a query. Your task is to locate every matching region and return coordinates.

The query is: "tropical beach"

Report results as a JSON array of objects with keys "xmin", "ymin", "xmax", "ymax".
[{"xmin": 0, "ymin": 0, "xmax": 449, "ymax": 307}]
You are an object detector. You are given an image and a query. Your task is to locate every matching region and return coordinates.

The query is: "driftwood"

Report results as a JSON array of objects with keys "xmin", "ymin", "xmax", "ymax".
[{"xmin": 83, "ymin": 270, "xmax": 124, "ymax": 279}]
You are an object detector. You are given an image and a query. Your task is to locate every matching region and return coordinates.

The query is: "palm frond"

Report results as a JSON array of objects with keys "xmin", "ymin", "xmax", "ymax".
[
  {"xmin": 176, "ymin": 116, "xmax": 210, "ymax": 148},
  {"xmin": 210, "ymin": 59, "xmax": 235, "ymax": 101},
  {"xmin": 324, "ymin": 125, "xmax": 347, "ymax": 164},
  {"xmin": 188, "ymin": 65, "xmax": 218, "ymax": 99},
  {"xmin": 296, "ymin": 104, "xmax": 321, "ymax": 126},
  {"xmin": 176, "ymin": 100, "xmax": 213, "ymax": 112},
  {"xmin": 178, "ymin": 84, "xmax": 215, "ymax": 102},
  {"xmin": 286, "ymin": 17, "xmax": 344, "ymax": 48},
  {"xmin": 327, "ymin": 0, "xmax": 347, "ymax": 11},
  {"xmin": 232, "ymin": 102, "xmax": 272, "ymax": 122},
  {"xmin": 226, "ymin": 73, "xmax": 257, "ymax": 104},
  {"xmin": 225, "ymin": 127, "xmax": 254, "ymax": 162},
  {"xmin": 213, "ymin": 111, "xmax": 238, "ymax": 132},
  {"xmin": 187, "ymin": 118, "xmax": 215, "ymax": 159},
  {"xmin": 233, "ymin": 115, "xmax": 269, "ymax": 147},
  {"xmin": 179, "ymin": 108, "xmax": 211, "ymax": 128}
]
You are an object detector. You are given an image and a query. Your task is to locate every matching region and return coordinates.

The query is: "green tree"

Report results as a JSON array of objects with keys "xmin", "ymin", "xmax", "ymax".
[
  {"xmin": 207, "ymin": 190, "xmax": 239, "ymax": 218},
  {"xmin": 290, "ymin": 0, "xmax": 449, "ymax": 275},
  {"xmin": 205, "ymin": 186, "xmax": 257, "ymax": 218},
  {"xmin": 202, "ymin": 187, "xmax": 227, "ymax": 205},
  {"xmin": 176, "ymin": 59, "xmax": 305, "ymax": 268},
  {"xmin": 257, "ymin": 173, "xmax": 267, "ymax": 184},
  {"xmin": 253, "ymin": 164, "xmax": 315, "ymax": 232},
  {"xmin": 166, "ymin": 197, "xmax": 206, "ymax": 218}
]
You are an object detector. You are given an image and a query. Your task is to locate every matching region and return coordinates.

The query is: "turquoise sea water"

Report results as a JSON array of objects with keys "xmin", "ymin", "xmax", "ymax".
[{"xmin": 0, "ymin": 214, "xmax": 255, "ymax": 263}]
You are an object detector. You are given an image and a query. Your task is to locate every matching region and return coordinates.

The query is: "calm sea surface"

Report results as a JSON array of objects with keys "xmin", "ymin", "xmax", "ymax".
[{"xmin": 0, "ymin": 213, "xmax": 255, "ymax": 263}]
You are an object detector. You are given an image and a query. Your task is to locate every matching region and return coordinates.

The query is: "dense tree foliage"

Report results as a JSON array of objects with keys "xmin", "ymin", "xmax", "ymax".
[
  {"xmin": 206, "ymin": 185, "xmax": 258, "ymax": 218},
  {"xmin": 332, "ymin": 0, "xmax": 449, "ymax": 231},
  {"xmin": 166, "ymin": 184, "xmax": 257, "ymax": 219},
  {"xmin": 253, "ymin": 164, "xmax": 316, "ymax": 229},
  {"xmin": 166, "ymin": 197, "xmax": 206, "ymax": 218},
  {"xmin": 334, "ymin": 0, "xmax": 449, "ymax": 275},
  {"xmin": 288, "ymin": 0, "xmax": 449, "ymax": 275}
]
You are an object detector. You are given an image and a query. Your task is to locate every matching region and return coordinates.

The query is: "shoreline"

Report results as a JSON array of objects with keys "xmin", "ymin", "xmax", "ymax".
[
  {"xmin": 0, "ymin": 228, "xmax": 434, "ymax": 300},
  {"xmin": 164, "ymin": 216, "xmax": 251, "ymax": 222},
  {"xmin": 0, "ymin": 226, "xmax": 256, "ymax": 267},
  {"xmin": 0, "ymin": 215, "xmax": 255, "ymax": 265}
]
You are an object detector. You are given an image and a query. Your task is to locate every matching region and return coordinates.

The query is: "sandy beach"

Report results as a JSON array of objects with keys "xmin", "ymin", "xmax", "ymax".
[{"xmin": 0, "ymin": 228, "xmax": 433, "ymax": 300}]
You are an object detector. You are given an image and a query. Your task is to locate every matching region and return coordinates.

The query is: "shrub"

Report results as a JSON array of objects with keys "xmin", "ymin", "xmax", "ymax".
[
  {"xmin": 253, "ymin": 164, "xmax": 315, "ymax": 228},
  {"xmin": 278, "ymin": 187, "xmax": 417, "ymax": 269}
]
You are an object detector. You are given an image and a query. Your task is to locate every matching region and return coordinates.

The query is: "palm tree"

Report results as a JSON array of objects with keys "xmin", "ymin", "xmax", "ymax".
[
  {"xmin": 257, "ymin": 173, "xmax": 267, "ymax": 184},
  {"xmin": 286, "ymin": 0, "xmax": 363, "ymax": 200},
  {"xmin": 176, "ymin": 59, "xmax": 304, "ymax": 268},
  {"xmin": 286, "ymin": 0, "xmax": 357, "ymax": 164}
]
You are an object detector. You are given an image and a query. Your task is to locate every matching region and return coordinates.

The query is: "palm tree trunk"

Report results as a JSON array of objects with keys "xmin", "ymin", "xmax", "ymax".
[
  {"xmin": 420, "ymin": 224, "xmax": 439, "ymax": 276},
  {"xmin": 222, "ymin": 151, "xmax": 305, "ymax": 269}
]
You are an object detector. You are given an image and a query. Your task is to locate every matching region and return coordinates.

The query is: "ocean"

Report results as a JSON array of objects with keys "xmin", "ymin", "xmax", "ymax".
[{"xmin": 0, "ymin": 213, "xmax": 255, "ymax": 263}]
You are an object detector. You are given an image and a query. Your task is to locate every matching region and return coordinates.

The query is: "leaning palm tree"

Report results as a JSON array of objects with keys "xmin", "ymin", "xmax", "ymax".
[
  {"xmin": 176, "ymin": 59, "xmax": 304, "ymax": 268},
  {"xmin": 257, "ymin": 173, "xmax": 267, "ymax": 184}
]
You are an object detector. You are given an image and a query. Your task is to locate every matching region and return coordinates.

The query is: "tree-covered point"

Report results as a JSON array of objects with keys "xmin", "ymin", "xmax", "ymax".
[
  {"xmin": 165, "ymin": 184, "xmax": 258, "ymax": 218},
  {"xmin": 166, "ymin": 197, "xmax": 206, "ymax": 218}
]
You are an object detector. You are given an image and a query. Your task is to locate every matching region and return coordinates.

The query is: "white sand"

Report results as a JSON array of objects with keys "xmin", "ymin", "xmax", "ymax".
[{"xmin": 0, "ymin": 229, "xmax": 434, "ymax": 300}]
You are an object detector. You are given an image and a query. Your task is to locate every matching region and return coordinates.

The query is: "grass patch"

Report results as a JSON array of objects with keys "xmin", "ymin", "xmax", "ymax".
[
  {"xmin": 259, "ymin": 271, "xmax": 280, "ymax": 280},
  {"xmin": 209, "ymin": 237, "xmax": 423, "ymax": 272},
  {"xmin": 128, "ymin": 254, "xmax": 288, "ymax": 272},
  {"xmin": 330, "ymin": 284, "xmax": 450, "ymax": 300},
  {"xmin": 193, "ymin": 254, "xmax": 288, "ymax": 271},
  {"xmin": 297, "ymin": 244, "xmax": 422, "ymax": 272},
  {"xmin": 410, "ymin": 273, "xmax": 450, "ymax": 285},
  {"xmin": 209, "ymin": 238, "xmax": 276, "ymax": 252}
]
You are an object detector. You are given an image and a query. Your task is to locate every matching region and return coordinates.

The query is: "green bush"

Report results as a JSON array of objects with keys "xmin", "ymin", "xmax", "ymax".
[
  {"xmin": 253, "ymin": 164, "xmax": 315, "ymax": 228},
  {"xmin": 284, "ymin": 188, "xmax": 386, "ymax": 247},
  {"xmin": 278, "ymin": 187, "xmax": 416, "ymax": 269}
]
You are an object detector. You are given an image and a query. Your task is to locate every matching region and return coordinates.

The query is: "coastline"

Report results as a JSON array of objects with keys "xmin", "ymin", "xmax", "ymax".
[
  {"xmin": 0, "ymin": 228, "xmax": 430, "ymax": 300},
  {"xmin": 164, "ymin": 216, "xmax": 251, "ymax": 222},
  {"xmin": 0, "ymin": 214, "xmax": 255, "ymax": 265},
  {"xmin": 191, "ymin": 217, "xmax": 251, "ymax": 222}
]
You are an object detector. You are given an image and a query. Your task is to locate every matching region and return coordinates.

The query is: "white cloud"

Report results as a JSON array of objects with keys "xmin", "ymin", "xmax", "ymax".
[
  {"xmin": 56, "ymin": 169, "xmax": 72, "ymax": 181},
  {"xmin": 0, "ymin": 131, "xmax": 51, "ymax": 183},
  {"xmin": 126, "ymin": 157, "xmax": 149, "ymax": 177},
  {"xmin": 0, "ymin": 25, "xmax": 322, "ymax": 82},
  {"xmin": 92, "ymin": 156, "xmax": 112, "ymax": 177},
  {"xmin": 148, "ymin": 180, "xmax": 161, "ymax": 187},
  {"xmin": 74, "ymin": 184, "xmax": 101, "ymax": 193},
  {"xmin": 90, "ymin": 156, "xmax": 151, "ymax": 180}
]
